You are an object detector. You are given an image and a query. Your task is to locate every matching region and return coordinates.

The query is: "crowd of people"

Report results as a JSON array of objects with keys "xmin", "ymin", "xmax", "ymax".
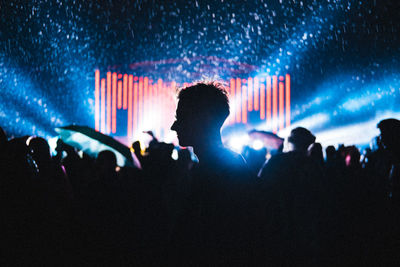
[{"xmin": 1, "ymin": 82, "xmax": 400, "ymax": 266}]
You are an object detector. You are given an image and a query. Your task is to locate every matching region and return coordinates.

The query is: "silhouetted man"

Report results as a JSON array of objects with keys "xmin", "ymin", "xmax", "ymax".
[
  {"xmin": 258, "ymin": 127, "xmax": 322, "ymax": 265},
  {"xmin": 170, "ymin": 82, "xmax": 255, "ymax": 265},
  {"xmin": 378, "ymin": 118, "xmax": 400, "ymax": 203}
]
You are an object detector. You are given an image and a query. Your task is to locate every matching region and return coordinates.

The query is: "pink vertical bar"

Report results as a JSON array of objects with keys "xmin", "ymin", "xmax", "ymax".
[
  {"xmin": 113, "ymin": 73, "xmax": 120, "ymax": 109},
  {"xmin": 266, "ymin": 76, "xmax": 272, "ymax": 126},
  {"xmin": 242, "ymin": 79, "xmax": 247, "ymax": 123},
  {"xmin": 236, "ymin": 78, "xmax": 241, "ymax": 123},
  {"xmin": 128, "ymin": 75, "xmax": 133, "ymax": 140},
  {"xmin": 118, "ymin": 81, "xmax": 122, "ymax": 110},
  {"xmin": 248, "ymin": 77, "xmax": 253, "ymax": 111},
  {"xmin": 123, "ymin": 74, "xmax": 128, "ymax": 110},
  {"xmin": 106, "ymin": 72, "xmax": 111, "ymax": 134},
  {"xmin": 149, "ymin": 80, "xmax": 153, "ymax": 127},
  {"xmin": 101, "ymin": 78, "xmax": 106, "ymax": 133},
  {"xmin": 95, "ymin": 70, "xmax": 100, "ymax": 131},
  {"xmin": 279, "ymin": 77, "xmax": 285, "ymax": 130},
  {"xmin": 138, "ymin": 77, "xmax": 143, "ymax": 131},
  {"xmin": 230, "ymin": 78, "xmax": 235, "ymax": 124},
  {"xmin": 286, "ymin": 74, "xmax": 291, "ymax": 127},
  {"xmin": 272, "ymin": 76, "xmax": 278, "ymax": 133},
  {"xmin": 260, "ymin": 82, "xmax": 265, "ymax": 120},
  {"xmin": 170, "ymin": 81, "xmax": 176, "ymax": 135},
  {"xmin": 254, "ymin": 77, "xmax": 259, "ymax": 111},
  {"xmin": 153, "ymin": 82, "xmax": 158, "ymax": 137},
  {"xmin": 157, "ymin": 79, "xmax": 162, "ymax": 137},
  {"xmin": 112, "ymin": 74, "xmax": 117, "ymax": 134},
  {"xmin": 144, "ymin": 77, "xmax": 149, "ymax": 123},
  {"xmin": 133, "ymin": 77, "xmax": 138, "ymax": 137}
]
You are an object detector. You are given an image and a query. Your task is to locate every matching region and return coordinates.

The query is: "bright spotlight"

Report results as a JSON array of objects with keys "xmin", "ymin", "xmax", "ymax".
[
  {"xmin": 47, "ymin": 136, "xmax": 59, "ymax": 156},
  {"xmin": 227, "ymin": 135, "xmax": 249, "ymax": 153},
  {"xmin": 171, "ymin": 148, "xmax": 179, "ymax": 160},
  {"xmin": 251, "ymin": 139, "xmax": 264, "ymax": 150}
]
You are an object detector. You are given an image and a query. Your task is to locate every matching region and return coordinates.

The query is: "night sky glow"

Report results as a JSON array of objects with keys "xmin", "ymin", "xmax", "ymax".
[{"xmin": 1, "ymin": 0, "xmax": 399, "ymax": 147}]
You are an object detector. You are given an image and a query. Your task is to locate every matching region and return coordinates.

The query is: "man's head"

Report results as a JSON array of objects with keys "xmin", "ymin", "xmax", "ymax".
[
  {"xmin": 285, "ymin": 127, "xmax": 316, "ymax": 153},
  {"xmin": 171, "ymin": 82, "xmax": 230, "ymax": 147},
  {"xmin": 377, "ymin": 118, "xmax": 400, "ymax": 158}
]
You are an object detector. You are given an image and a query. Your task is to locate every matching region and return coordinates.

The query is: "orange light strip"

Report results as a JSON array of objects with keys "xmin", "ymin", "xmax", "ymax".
[
  {"xmin": 230, "ymin": 78, "xmax": 235, "ymax": 124},
  {"xmin": 138, "ymin": 77, "xmax": 143, "ymax": 130},
  {"xmin": 133, "ymin": 77, "xmax": 138, "ymax": 135},
  {"xmin": 163, "ymin": 84, "xmax": 167, "ymax": 135},
  {"xmin": 248, "ymin": 77, "xmax": 253, "ymax": 111},
  {"xmin": 236, "ymin": 78, "xmax": 241, "ymax": 123},
  {"xmin": 170, "ymin": 81, "xmax": 176, "ymax": 133},
  {"xmin": 285, "ymin": 74, "xmax": 291, "ymax": 127},
  {"xmin": 123, "ymin": 74, "xmax": 128, "ymax": 110},
  {"xmin": 266, "ymin": 76, "xmax": 272, "ymax": 126},
  {"xmin": 144, "ymin": 77, "xmax": 149, "ymax": 122},
  {"xmin": 118, "ymin": 80, "xmax": 122, "ymax": 108},
  {"xmin": 242, "ymin": 80, "xmax": 247, "ymax": 123},
  {"xmin": 113, "ymin": 73, "xmax": 120, "ymax": 109},
  {"xmin": 112, "ymin": 74, "xmax": 117, "ymax": 133},
  {"xmin": 106, "ymin": 72, "xmax": 111, "ymax": 134},
  {"xmin": 260, "ymin": 82, "xmax": 265, "ymax": 120},
  {"xmin": 101, "ymin": 78, "xmax": 106, "ymax": 133},
  {"xmin": 95, "ymin": 70, "xmax": 100, "ymax": 131},
  {"xmin": 149, "ymin": 81, "xmax": 153, "ymax": 127},
  {"xmin": 254, "ymin": 77, "xmax": 259, "ymax": 111},
  {"xmin": 272, "ymin": 75, "xmax": 278, "ymax": 133},
  {"xmin": 158, "ymin": 81, "xmax": 162, "ymax": 136},
  {"xmin": 279, "ymin": 78, "xmax": 285, "ymax": 130},
  {"xmin": 127, "ymin": 75, "xmax": 133, "ymax": 140},
  {"xmin": 153, "ymin": 82, "xmax": 158, "ymax": 137},
  {"xmin": 157, "ymin": 78, "xmax": 163, "ymax": 136}
]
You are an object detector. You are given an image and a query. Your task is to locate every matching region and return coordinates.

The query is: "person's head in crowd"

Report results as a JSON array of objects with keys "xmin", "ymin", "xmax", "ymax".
[
  {"xmin": 377, "ymin": 118, "xmax": 400, "ymax": 159},
  {"xmin": 285, "ymin": 127, "xmax": 316, "ymax": 153},
  {"xmin": 325, "ymin": 145, "xmax": 336, "ymax": 164},
  {"xmin": 341, "ymin": 145, "xmax": 361, "ymax": 168},
  {"xmin": 132, "ymin": 141, "xmax": 142, "ymax": 156},
  {"xmin": 171, "ymin": 82, "xmax": 229, "ymax": 152},
  {"xmin": 308, "ymin": 142, "xmax": 324, "ymax": 165},
  {"xmin": 95, "ymin": 150, "xmax": 117, "ymax": 175},
  {"xmin": 28, "ymin": 136, "xmax": 52, "ymax": 166}
]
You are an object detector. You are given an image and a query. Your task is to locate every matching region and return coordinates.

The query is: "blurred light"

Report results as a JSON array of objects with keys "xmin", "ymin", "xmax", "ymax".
[
  {"xmin": 227, "ymin": 135, "xmax": 249, "ymax": 153},
  {"xmin": 251, "ymin": 139, "xmax": 264, "ymax": 150},
  {"xmin": 171, "ymin": 148, "xmax": 178, "ymax": 160},
  {"xmin": 47, "ymin": 136, "xmax": 58, "ymax": 156}
]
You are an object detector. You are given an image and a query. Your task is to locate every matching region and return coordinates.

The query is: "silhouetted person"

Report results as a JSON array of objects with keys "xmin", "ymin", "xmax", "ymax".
[
  {"xmin": 170, "ymin": 82, "xmax": 255, "ymax": 265},
  {"xmin": 258, "ymin": 127, "xmax": 322, "ymax": 265},
  {"xmin": 308, "ymin": 142, "xmax": 324, "ymax": 167},
  {"xmin": 378, "ymin": 119, "xmax": 400, "ymax": 203},
  {"xmin": 132, "ymin": 140, "xmax": 143, "ymax": 166}
]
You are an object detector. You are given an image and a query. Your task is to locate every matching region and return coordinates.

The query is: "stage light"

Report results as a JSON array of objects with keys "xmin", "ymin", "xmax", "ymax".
[
  {"xmin": 227, "ymin": 135, "xmax": 249, "ymax": 153},
  {"xmin": 171, "ymin": 148, "xmax": 179, "ymax": 160},
  {"xmin": 251, "ymin": 140, "xmax": 264, "ymax": 150},
  {"xmin": 47, "ymin": 136, "xmax": 59, "ymax": 156}
]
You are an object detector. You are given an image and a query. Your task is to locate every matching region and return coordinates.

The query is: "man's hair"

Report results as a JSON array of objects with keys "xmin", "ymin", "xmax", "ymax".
[
  {"xmin": 287, "ymin": 127, "xmax": 316, "ymax": 151},
  {"xmin": 177, "ymin": 82, "xmax": 230, "ymax": 125}
]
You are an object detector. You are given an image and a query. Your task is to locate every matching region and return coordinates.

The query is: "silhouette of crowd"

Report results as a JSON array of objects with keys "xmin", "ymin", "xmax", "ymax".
[{"xmin": 1, "ymin": 82, "xmax": 400, "ymax": 266}]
